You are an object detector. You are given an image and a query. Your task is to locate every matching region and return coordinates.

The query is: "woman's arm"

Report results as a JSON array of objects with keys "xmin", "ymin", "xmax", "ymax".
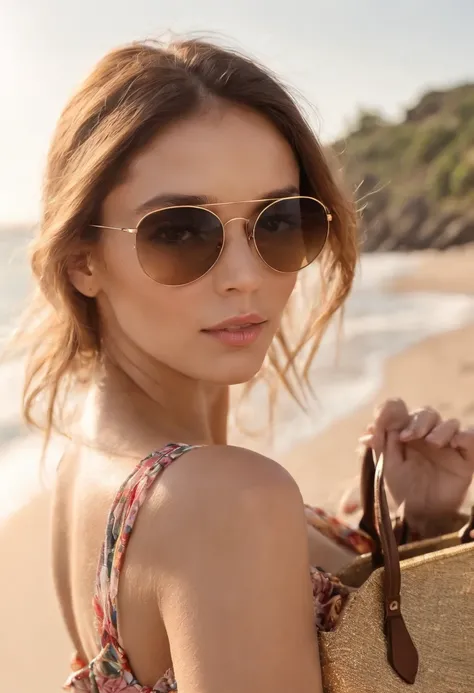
[{"xmin": 150, "ymin": 445, "xmax": 324, "ymax": 693}]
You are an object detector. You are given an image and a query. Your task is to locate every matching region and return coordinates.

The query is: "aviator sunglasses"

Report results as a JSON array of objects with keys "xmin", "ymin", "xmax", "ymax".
[{"xmin": 91, "ymin": 195, "xmax": 332, "ymax": 286}]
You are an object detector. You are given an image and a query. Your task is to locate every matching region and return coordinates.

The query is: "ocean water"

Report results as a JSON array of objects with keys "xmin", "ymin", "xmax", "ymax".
[{"xmin": 2, "ymin": 231, "xmax": 474, "ymax": 520}]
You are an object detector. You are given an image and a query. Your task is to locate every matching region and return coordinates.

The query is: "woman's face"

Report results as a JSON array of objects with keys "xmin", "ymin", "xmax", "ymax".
[{"xmin": 92, "ymin": 102, "xmax": 300, "ymax": 385}]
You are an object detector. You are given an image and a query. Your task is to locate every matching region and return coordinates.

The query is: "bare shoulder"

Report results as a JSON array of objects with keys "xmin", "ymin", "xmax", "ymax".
[
  {"xmin": 127, "ymin": 443, "xmax": 309, "ymax": 577},
  {"xmin": 137, "ymin": 445, "xmax": 321, "ymax": 692},
  {"xmin": 162, "ymin": 443, "xmax": 300, "ymax": 497},
  {"xmin": 142, "ymin": 444, "xmax": 305, "ymax": 546}
]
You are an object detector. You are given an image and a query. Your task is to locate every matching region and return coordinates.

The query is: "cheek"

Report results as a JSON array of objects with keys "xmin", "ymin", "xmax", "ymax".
[
  {"xmin": 97, "ymin": 234, "xmax": 198, "ymax": 354},
  {"xmin": 268, "ymin": 273, "xmax": 297, "ymax": 314}
]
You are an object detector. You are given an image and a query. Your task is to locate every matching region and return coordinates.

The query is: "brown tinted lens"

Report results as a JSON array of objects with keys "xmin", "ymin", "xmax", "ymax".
[
  {"xmin": 254, "ymin": 197, "xmax": 329, "ymax": 272},
  {"xmin": 136, "ymin": 207, "xmax": 224, "ymax": 285}
]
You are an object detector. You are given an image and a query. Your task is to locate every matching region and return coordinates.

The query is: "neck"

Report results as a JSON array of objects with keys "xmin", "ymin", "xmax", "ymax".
[{"xmin": 79, "ymin": 354, "xmax": 229, "ymax": 459}]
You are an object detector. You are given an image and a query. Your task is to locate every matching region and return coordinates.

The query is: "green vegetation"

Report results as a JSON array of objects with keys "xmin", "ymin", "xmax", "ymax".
[{"xmin": 334, "ymin": 83, "xmax": 474, "ymax": 220}]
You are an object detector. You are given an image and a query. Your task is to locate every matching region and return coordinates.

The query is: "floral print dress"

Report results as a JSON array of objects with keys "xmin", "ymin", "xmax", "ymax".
[{"xmin": 64, "ymin": 443, "xmax": 374, "ymax": 692}]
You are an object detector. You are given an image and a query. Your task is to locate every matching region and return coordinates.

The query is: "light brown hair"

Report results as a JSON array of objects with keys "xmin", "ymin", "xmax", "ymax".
[{"xmin": 17, "ymin": 37, "xmax": 358, "ymax": 443}]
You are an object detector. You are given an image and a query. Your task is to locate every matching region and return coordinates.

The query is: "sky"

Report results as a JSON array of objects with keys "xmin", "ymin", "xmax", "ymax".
[{"xmin": 1, "ymin": 0, "xmax": 473, "ymax": 223}]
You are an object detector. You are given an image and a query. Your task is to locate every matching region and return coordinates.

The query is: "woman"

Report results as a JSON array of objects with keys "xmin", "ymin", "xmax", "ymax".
[{"xmin": 21, "ymin": 38, "xmax": 473, "ymax": 692}]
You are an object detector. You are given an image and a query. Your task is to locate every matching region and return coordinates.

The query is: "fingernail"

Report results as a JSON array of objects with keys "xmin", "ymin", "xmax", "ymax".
[
  {"xmin": 399, "ymin": 429, "xmax": 412, "ymax": 441},
  {"xmin": 425, "ymin": 433, "xmax": 440, "ymax": 446},
  {"xmin": 358, "ymin": 434, "xmax": 373, "ymax": 443}
]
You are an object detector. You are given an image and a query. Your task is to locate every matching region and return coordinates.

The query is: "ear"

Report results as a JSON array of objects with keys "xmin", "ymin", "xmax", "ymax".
[{"xmin": 67, "ymin": 249, "xmax": 101, "ymax": 298}]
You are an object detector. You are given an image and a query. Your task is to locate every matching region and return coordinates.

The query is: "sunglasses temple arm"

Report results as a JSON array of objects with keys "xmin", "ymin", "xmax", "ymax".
[{"xmin": 90, "ymin": 224, "xmax": 137, "ymax": 234}]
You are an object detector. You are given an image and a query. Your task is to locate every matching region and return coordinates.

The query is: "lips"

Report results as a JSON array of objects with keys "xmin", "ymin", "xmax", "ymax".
[
  {"xmin": 201, "ymin": 314, "xmax": 267, "ymax": 347},
  {"xmin": 203, "ymin": 313, "xmax": 266, "ymax": 332},
  {"xmin": 217, "ymin": 322, "xmax": 263, "ymax": 332}
]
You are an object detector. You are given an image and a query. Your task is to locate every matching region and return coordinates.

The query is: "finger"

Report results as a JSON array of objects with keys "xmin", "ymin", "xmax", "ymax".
[
  {"xmin": 357, "ymin": 423, "xmax": 375, "ymax": 447},
  {"xmin": 371, "ymin": 398, "xmax": 410, "ymax": 452},
  {"xmin": 358, "ymin": 431, "xmax": 384, "ymax": 463},
  {"xmin": 425, "ymin": 418, "xmax": 460, "ymax": 447},
  {"xmin": 385, "ymin": 429, "xmax": 402, "ymax": 459},
  {"xmin": 373, "ymin": 398, "xmax": 410, "ymax": 432},
  {"xmin": 451, "ymin": 427, "xmax": 474, "ymax": 463},
  {"xmin": 381, "ymin": 430, "xmax": 405, "ymax": 477},
  {"xmin": 364, "ymin": 428, "xmax": 400, "ymax": 461},
  {"xmin": 358, "ymin": 433, "xmax": 374, "ymax": 446},
  {"xmin": 399, "ymin": 407, "xmax": 441, "ymax": 441}
]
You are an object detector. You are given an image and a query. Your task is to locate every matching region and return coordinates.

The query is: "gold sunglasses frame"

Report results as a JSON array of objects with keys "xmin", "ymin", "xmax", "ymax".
[{"xmin": 91, "ymin": 195, "xmax": 332, "ymax": 286}]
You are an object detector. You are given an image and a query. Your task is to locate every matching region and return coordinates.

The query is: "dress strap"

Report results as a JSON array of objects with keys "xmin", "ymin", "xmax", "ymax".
[{"xmin": 93, "ymin": 442, "xmax": 197, "ymax": 648}]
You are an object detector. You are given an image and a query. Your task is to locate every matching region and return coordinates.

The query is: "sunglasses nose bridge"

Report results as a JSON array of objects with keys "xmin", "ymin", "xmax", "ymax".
[{"xmin": 222, "ymin": 216, "xmax": 253, "ymax": 240}]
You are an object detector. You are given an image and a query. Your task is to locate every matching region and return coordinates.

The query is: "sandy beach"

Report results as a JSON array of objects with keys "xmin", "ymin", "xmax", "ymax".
[{"xmin": 2, "ymin": 246, "xmax": 474, "ymax": 692}]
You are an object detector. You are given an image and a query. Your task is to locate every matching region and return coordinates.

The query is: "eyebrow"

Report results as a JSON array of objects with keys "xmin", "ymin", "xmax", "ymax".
[{"xmin": 134, "ymin": 185, "xmax": 300, "ymax": 216}]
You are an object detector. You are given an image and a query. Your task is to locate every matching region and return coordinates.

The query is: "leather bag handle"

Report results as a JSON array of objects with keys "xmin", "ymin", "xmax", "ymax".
[
  {"xmin": 360, "ymin": 448, "xmax": 474, "ymax": 549},
  {"xmin": 372, "ymin": 448, "xmax": 419, "ymax": 684},
  {"xmin": 359, "ymin": 447, "xmax": 378, "ymax": 543}
]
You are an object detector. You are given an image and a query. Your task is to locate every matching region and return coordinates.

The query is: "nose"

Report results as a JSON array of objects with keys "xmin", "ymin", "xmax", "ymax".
[
  {"xmin": 212, "ymin": 217, "xmax": 263, "ymax": 294},
  {"xmin": 222, "ymin": 216, "xmax": 253, "ymax": 240}
]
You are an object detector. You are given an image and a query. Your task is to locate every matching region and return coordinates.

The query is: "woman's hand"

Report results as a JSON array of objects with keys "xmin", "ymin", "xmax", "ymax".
[{"xmin": 359, "ymin": 399, "xmax": 474, "ymax": 533}]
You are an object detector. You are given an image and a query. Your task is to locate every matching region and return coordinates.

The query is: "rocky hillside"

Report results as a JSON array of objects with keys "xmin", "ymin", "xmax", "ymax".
[{"xmin": 334, "ymin": 83, "xmax": 474, "ymax": 251}]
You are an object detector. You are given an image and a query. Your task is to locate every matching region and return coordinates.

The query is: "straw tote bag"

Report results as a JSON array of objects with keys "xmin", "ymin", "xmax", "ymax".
[{"xmin": 318, "ymin": 448, "xmax": 474, "ymax": 692}]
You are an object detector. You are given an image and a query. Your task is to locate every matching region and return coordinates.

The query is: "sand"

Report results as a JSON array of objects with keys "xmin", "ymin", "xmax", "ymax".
[
  {"xmin": 0, "ymin": 487, "xmax": 72, "ymax": 689},
  {"xmin": 392, "ymin": 244, "xmax": 474, "ymax": 295},
  {"xmin": 2, "ymin": 246, "xmax": 474, "ymax": 692}
]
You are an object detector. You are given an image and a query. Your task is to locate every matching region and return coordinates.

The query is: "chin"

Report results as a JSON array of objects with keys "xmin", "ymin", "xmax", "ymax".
[{"xmin": 202, "ymin": 352, "xmax": 266, "ymax": 386}]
